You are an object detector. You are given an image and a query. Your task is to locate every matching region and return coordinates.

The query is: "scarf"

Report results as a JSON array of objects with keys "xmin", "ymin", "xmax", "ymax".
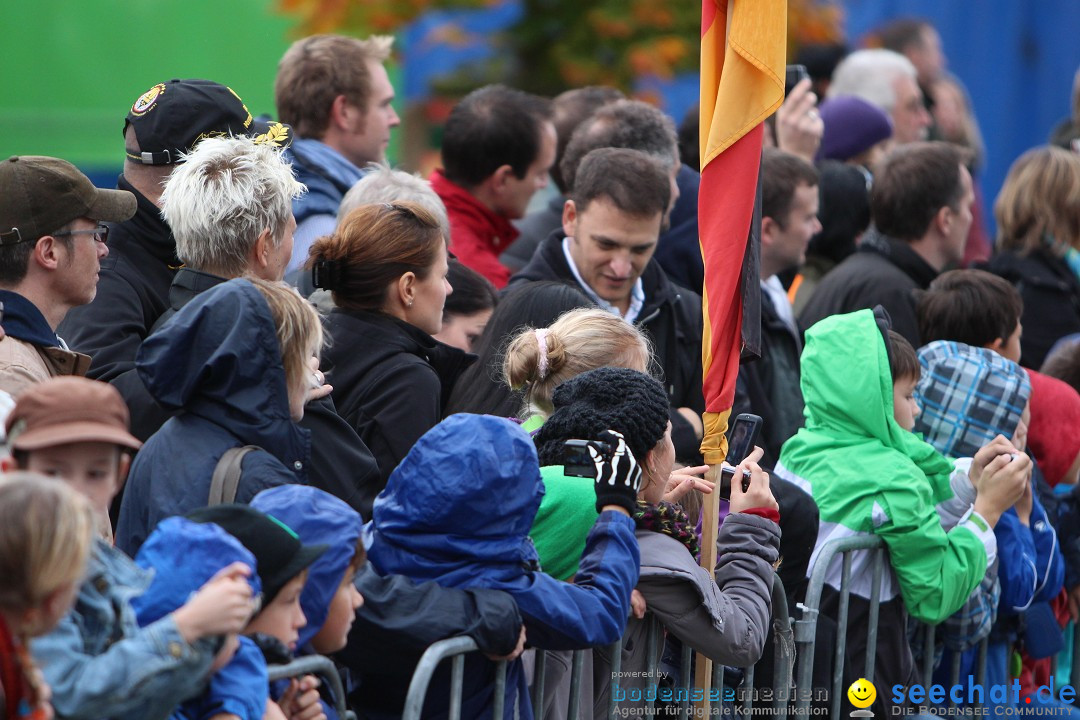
[{"xmin": 634, "ymin": 500, "xmax": 700, "ymax": 561}]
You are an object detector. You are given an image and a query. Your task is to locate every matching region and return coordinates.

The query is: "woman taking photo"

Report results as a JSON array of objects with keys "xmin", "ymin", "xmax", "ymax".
[
  {"xmin": 309, "ymin": 201, "xmax": 473, "ymax": 485},
  {"xmin": 532, "ymin": 367, "xmax": 780, "ymax": 716}
]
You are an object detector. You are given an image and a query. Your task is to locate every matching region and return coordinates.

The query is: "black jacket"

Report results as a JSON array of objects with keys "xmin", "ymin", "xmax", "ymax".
[
  {"xmin": 734, "ymin": 289, "xmax": 803, "ymax": 468},
  {"xmin": 125, "ymin": 268, "xmax": 383, "ymax": 517},
  {"xmin": 508, "ymin": 231, "xmax": 706, "ymax": 461},
  {"xmin": 984, "ymin": 247, "xmax": 1080, "ymax": 369},
  {"xmin": 339, "ymin": 564, "xmax": 522, "ymax": 717},
  {"xmin": 798, "ymin": 232, "xmax": 938, "ymax": 346},
  {"xmin": 58, "ymin": 175, "xmax": 179, "ymax": 388},
  {"xmin": 324, "ymin": 309, "xmax": 475, "ymax": 487}
]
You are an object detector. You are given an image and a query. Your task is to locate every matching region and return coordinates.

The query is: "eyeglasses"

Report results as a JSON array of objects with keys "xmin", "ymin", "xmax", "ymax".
[{"xmin": 53, "ymin": 225, "xmax": 110, "ymax": 245}]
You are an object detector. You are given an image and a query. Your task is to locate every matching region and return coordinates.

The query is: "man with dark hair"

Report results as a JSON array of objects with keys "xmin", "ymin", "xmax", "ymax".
[
  {"xmin": 799, "ymin": 141, "xmax": 974, "ymax": 345},
  {"xmin": 532, "ymin": 98, "xmax": 706, "ymax": 290},
  {"xmin": 916, "ymin": 269, "xmax": 1024, "ymax": 362},
  {"xmin": 737, "ymin": 149, "xmax": 820, "ymax": 466},
  {"xmin": 0, "ymin": 156, "xmax": 136, "ymax": 395},
  {"xmin": 509, "ymin": 148, "xmax": 705, "ymax": 460},
  {"xmin": 274, "ymin": 34, "xmax": 400, "ymax": 273},
  {"xmin": 502, "ymin": 86, "xmax": 624, "ymax": 273},
  {"xmin": 558, "ymin": 100, "xmax": 680, "ymax": 203},
  {"xmin": 430, "ymin": 85, "xmax": 555, "ymax": 288}
]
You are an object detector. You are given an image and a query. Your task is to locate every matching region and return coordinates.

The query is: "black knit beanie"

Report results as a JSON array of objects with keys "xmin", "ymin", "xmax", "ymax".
[{"xmin": 535, "ymin": 367, "xmax": 670, "ymax": 466}]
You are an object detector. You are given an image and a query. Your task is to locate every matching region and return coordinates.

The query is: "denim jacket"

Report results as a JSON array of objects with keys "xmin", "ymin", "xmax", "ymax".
[{"xmin": 31, "ymin": 540, "xmax": 216, "ymax": 719}]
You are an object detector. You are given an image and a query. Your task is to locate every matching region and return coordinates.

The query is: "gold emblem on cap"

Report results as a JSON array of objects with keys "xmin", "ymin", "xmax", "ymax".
[
  {"xmin": 253, "ymin": 123, "xmax": 290, "ymax": 148},
  {"xmin": 131, "ymin": 83, "xmax": 166, "ymax": 116}
]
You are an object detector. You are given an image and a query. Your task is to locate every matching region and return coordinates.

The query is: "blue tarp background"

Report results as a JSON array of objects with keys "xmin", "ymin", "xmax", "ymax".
[{"xmin": 843, "ymin": 0, "xmax": 1080, "ymax": 235}]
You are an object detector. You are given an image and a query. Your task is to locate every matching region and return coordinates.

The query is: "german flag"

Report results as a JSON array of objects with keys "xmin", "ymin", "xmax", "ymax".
[{"xmin": 698, "ymin": 0, "xmax": 787, "ymax": 465}]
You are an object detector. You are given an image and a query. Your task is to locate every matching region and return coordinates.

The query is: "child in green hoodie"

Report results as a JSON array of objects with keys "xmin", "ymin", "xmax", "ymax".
[{"xmin": 775, "ymin": 307, "xmax": 1028, "ymax": 714}]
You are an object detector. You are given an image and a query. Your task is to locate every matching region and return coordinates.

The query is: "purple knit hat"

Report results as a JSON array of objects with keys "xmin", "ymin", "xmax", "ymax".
[{"xmin": 817, "ymin": 95, "xmax": 893, "ymax": 162}]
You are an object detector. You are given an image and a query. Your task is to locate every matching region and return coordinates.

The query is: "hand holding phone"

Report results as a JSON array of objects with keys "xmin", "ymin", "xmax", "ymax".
[{"xmin": 785, "ymin": 64, "xmax": 810, "ymax": 96}]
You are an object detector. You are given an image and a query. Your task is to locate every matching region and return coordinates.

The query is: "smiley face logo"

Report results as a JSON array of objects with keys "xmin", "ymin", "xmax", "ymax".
[{"xmin": 847, "ymin": 677, "xmax": 876, "ymax": 709}]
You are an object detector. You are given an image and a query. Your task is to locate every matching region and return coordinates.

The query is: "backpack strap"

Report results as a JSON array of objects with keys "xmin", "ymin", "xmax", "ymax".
[{"xmin": 208, "ymin": 445, "xmax": 261, "ymax": 506}]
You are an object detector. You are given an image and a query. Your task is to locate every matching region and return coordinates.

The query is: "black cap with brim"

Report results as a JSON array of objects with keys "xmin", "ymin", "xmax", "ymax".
[
  {"xmin": 124, "ymin": 79, "xmax": 292, "ymax": 166},
  {"xmin": 187, "ymin": 503, "xmax": 327, "ymax": 604}
]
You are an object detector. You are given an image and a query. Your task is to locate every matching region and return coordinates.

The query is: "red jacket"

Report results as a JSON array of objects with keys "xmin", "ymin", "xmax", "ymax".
[{"xmin": 430, "ymin": 170, "xmax": 519, "ymax": 288}]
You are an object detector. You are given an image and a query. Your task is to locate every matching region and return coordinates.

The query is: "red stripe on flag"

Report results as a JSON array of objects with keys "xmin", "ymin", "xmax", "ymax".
[
  {"xmin": 702, "ymin": 0, "xmax": 718, "ymax": 38},
  {"xmin": 700, "ymin": 123, "xmax": 763, "ymax": 414}
]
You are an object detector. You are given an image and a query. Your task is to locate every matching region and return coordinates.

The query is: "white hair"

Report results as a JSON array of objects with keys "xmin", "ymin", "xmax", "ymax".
[
  {"xmin": 337, "ymin": 163, "xmax": 450, "ymax": 238},
  {"xmin": 827, "ymin": 49, "xmax": 919, "ymax": 112},
  {"xmin": 162, "ymin": 136, "xmax": 305, "ymax": 276}
]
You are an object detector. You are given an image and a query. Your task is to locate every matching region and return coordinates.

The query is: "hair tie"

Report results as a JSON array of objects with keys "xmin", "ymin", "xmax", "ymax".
[
  {"xmin": 535, "ymin": 328, "xmax": 550, "ymax": 381},
  {"xmin": 311, "ymin": 257, "xmax": 341, "ymax": 291}
]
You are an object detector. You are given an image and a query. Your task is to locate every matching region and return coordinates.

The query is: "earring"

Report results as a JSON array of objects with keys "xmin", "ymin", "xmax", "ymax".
[{"xmin": 407, "ymin": 300, "xmax": 414, "ymax": 308}]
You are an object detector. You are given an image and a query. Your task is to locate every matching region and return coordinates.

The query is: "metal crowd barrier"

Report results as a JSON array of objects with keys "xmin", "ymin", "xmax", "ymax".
[
  {"xmin": 402, "ymin": 572, "xmax": 792, "ymax": 720},
  {"xmin": 268, "ymin": 654, "xmax": 357, "ymax": 720},
  {"xmin": 793, "ymin": 535, "xmax": 992, "ymax": 719},
  {"xmin": 396, "ymin": 538, "xmax": 1080, "ymax": 719}
]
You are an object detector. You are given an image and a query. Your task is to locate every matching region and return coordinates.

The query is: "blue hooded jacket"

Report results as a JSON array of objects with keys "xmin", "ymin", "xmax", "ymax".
[
  {"xmin": 133, "ymin": 517, "xmax": 269, "ymax": 720},
  {"xmin": 364, "ymin": 414, "xmax": 640, "ymax": 719},
  {"xmin": 116, "ymin": 279, "xmax": 311, "ymax": 556},
  {"xmin": 252, "ymin": 485, "xmax": 363, "ymax": 649},
  {"xmin": 253, "ymin": 486, "xmax": 363, "ymax": 720}
]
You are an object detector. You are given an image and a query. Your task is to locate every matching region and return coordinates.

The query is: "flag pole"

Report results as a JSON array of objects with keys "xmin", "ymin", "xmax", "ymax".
[{"xmin": 696, "ymin": 0, "xmax": 787, "ymax": 710}]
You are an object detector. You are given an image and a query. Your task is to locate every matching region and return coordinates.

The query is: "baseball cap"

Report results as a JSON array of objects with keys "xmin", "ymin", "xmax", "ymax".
[
  {"xmin": 187, "ymin": 503, "xmax": 327, "ymax": 604},
  {"xmin": 5, "ymin": 377, "xmax": 142, "ymax": 452},
  {"xmin": 124, "ymin": 79, "xmax": 293, "ymax": 166},
  {"xmin": 0, "ymin": 156, "xmax": 137, "ymax": 247}
]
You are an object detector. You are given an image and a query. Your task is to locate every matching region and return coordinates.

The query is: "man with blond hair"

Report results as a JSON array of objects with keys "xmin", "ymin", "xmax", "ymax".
[{"xmin": 275, "ymin": 34, "xmax": 401, "ymax": 273}]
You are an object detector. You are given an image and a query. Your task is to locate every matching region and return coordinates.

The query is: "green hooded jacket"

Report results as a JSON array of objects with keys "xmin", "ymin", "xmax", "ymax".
[{"xmin": 775, "ymin": 309, "xmax": 995, "ymax": 624}]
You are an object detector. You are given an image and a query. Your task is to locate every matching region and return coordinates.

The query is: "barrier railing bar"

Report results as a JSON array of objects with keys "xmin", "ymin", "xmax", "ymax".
[
  {"xmin": 567, "ymin": 650, "xmax": 585, "ymax": 720},
  {"xmin": 532, "ymin": 647, "xmax": 547, "ymax": 718},
  {"xmin": 493, "ymin": 659, "xmax": 506, "ymax": 719},
  {"xmin": 865, "ymin": 549, "xmax": 884, "ymax": 683},
  {"xmin": 831, "ymin": 551, "xmax": 854, "ymax": 720},
  {"xmin": 401, "ymin": 636, "xmax": 482, "ymax": 720},
  {"xmin": 646, "ymin": 617, "xmax": 659, "ymax": 713},
  {"xmin": 680, "ymin": 639, "xmax": 693, "ymax": 719},
  {"xmin": 608, "ymin": 640, "xmax": 621, "ymax": 720},
  {"xmin": 949, "ymin": 649, "xmax": 962, "ymax": 708},
  {"xmin": 771, "ymin": 572, "xmax": 794, "ymax": 720},
  {"xmin": 448, "ymin": 654, "xmax": 464, "ymax": 720},
  {"xmin": 921, "ymin": 624, "xmax": 936, "ymax": 688},
  {"xmin": 268, "ymin": 654, "xmax": 356, "ymax": 720},
  {"xmin": 794, "ymin": 535, "xmax": 887, "ymax": 717}
]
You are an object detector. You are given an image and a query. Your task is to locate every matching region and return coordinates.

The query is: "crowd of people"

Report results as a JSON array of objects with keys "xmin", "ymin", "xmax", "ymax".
[{"xmin": 2, "ymin": 14, "xmax": 1080, "ymax": 720}]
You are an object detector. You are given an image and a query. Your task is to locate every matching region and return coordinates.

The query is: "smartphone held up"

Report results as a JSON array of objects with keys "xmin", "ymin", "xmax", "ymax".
[{"xmin": 719, "ymin": 413, "xmax": 763, "ymax": 500}]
